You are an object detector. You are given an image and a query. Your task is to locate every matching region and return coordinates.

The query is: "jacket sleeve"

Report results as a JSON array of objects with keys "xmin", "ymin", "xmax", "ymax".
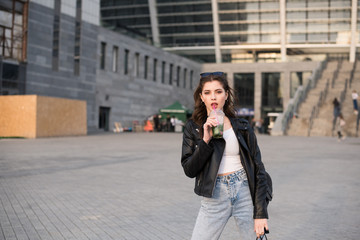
[
  {"xmin": 181, "ymin": 120, "xmax": 214, "ymax": 178},
  {"xmin": 247, "ymin": 123, "xmax": 268, "ymax": 219}
]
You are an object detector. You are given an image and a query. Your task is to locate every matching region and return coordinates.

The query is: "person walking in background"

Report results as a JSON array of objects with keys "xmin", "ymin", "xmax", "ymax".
[
  {"xmin": 153, "ymin": 114, "xmax": 160, "ymax": 132},
  {"xmin": 332, "ymin": 98, "xmax": 341, "ymax": 129},
  {"xmin": 335, "ymin": 113, "xmax": 346, "ymax": 141},
  {"xmin": 166, "ymin": 114, "xmax": 171, "ymax": 132},
  {"xmin": 170, "ymin": 115, "xmax": 176, "ymax": 132},
  {"xmin": 181, "ymin": 72, "xmax": 271, "ymax": 239},
  {"xmin": 352, "ymin": 90, "xmax": 358, "ymax": 115}
]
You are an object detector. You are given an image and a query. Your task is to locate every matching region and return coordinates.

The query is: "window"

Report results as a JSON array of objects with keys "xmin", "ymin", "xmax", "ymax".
[
  {"xmin": 169, "ymin": 64, "xmax": 173, "ymax": 85},
  {"xmin": 74, "ymin": 0, "xmax": 82, "ymax": 75},
  {"xmin": 183, "ymin": 68, "xmax": 187, "ymax": 88},
  {"xmin": 144, "ymin": 55, "xmax": 149, "ymax": 79},
  {"xmin": 161, "ymin": 61, "xmax": 165, "ymax": 83},
  {"xmin": 124, "ymin": 49, "xmax": 129, "ymax": 75},
  {"xmin": 112, "ymin": 46, "xmax": 118, "ymax": 72},
  {"xmin": 52, "ymin": 0, "xmax": 61, "ymax": 71},
  {"xmin": 100, "ymin": 42, "xmax": 106, "ymax": 70},
  {"xmin": 135, "ymin": 52, "xmax": 140, "ymax": 77},
  {"xmin": 190, "ymin": 70, "xmax": 193, "ymax": 89},
  {"xmin": 234, "ymin": 73, "xmax": 255, "ymax": 108},
  {"xmin": 261, "ymin": 72, "xmax": 283, "ymax": 109},
  {"xmin": 176, "ymin": 66, "xmax": 180, "ymax": 87},
  {"xmin": 153, "ymin": 58, "xmax": 157, "ymax": 82}
]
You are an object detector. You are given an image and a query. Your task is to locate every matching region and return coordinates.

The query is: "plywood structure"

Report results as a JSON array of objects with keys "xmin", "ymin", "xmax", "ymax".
[{"xmin": 0, "ymin": 95, "xmax": 87, "ymax": 138}]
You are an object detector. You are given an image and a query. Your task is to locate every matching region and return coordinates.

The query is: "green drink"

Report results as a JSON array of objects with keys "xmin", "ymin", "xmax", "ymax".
[
  {"xmin": 212, "ymin": 123, "xmax": 224, "ymax": 138},
  {"xmin": 210, "ymin": 109, "xmax": 224, "ymax": 139}
]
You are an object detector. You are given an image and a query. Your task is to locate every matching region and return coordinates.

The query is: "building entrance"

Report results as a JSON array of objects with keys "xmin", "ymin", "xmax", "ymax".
[{"xmin": 99, "ymin": 107, "xmax": 110, "ymax": 131}]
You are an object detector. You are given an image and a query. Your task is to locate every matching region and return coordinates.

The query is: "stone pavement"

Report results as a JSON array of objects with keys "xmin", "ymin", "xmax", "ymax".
[{"xmin": 0, "ymin": 133, "xmax": 359, "ymax": 240}]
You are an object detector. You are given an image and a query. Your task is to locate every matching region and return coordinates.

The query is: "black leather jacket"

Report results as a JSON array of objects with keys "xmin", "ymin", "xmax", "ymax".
[{"xmin": 181, "ymin": 118, "xmax": 269, "ymax": 219}]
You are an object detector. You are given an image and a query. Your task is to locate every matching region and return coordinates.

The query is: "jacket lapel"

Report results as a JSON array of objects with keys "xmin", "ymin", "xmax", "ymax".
[{"xmin": 230, "ymin": 118, "xmax": 250, "ymax": 153}]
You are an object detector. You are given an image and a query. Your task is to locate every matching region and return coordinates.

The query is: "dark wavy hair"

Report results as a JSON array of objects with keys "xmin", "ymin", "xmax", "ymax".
[{"xmin": 191, "ymin": 74, "xmax": 236, "ymax": 128}]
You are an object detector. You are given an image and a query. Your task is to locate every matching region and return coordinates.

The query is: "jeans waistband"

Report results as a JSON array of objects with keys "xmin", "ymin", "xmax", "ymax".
[{"xmin": 216, "ymin": 168, "xmax": 246, "ymax": 183}]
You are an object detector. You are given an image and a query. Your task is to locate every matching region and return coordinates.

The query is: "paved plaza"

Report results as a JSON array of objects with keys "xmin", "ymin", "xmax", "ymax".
[{"xmin": 0, "ymin": 132, "xmax": 359, "ymax": 240}]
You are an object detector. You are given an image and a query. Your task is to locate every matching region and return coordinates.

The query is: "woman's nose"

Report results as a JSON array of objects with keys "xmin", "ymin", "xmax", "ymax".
[{"xmin": 211, "ymin": 93, "xmax": 216, "ymax": 99}]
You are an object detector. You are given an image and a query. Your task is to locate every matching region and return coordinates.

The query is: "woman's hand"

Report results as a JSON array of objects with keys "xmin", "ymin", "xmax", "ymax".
[
  {"xmin": 254, "ymin": 219, "xmax": 268, "ymax": 238},
  {"xmin": 203, "ymin": 116, "xmax": 217, "ymax": 144}
]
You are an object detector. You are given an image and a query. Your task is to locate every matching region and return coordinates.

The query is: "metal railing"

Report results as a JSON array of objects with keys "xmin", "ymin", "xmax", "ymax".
[
  {"xmin": 331, "ymin": 60, "xmax": 342, "ymax": 88},
  {"xmin": 279, "ymin": 60, "xmax": 327, "ymax": 135},
  {"xmin": 349, "ymin": 58, "xmax": 357, "ymax": 89},
  {"xmin": 307, "ymin": 79, "xmax": 330, "ymax": 136}
]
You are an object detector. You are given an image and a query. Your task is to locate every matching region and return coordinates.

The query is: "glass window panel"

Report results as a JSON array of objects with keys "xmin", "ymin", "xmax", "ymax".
[
  {"xmin": 112, "ymin": 46, "xmax": 118, "ymax": 72},
  {"xmin": 308, "ymin": 0, "xmax": 328, "ymax": 8},
  {"xmin": 246, "ymin": 2, "xmax": 259, "ymax": 10},
  {"xmin": 262, "ymin": 72, "xmax": 283, "ymax": 108},
  {"xmin": 160, "ymin": 25, "xmax": 213, "ymax": 34},
  {"xmin": 248, "ymin": 34, "xmax": 260, "ymax": 43},
  {"xmin": 261, "ymin": 23, "xmax": 280, "ymax": 32},
  {"xmin": 330, "ymin": 11, "xmax": 351, "ymax": 19},
  {"xmin": 161, "ymin": 61, "xmax": 166, "ymax": 84},
  {"xmin": 260, "ymin": 1, "xmax": 279, "ymax": 10},
  {"xmin": 288, "ymin": 33, "xmax": 306, "ymax": 43},
  {"xmin": 287, "ymin": 22, "xmax": 306, "ymax": 32},
  {"xmin": 260, "ymin": 12, "xmax": 279, "ymax": 20},
  {"xmin": 329, "ymin": 33, "xmax": 337, "ymax": 42},
  {"xmin": 308, "ymin": 23, "xmax": 328, "ymax": 32},
  {"xmin": 124, "ymin": 49, "xmax": 129, "ymax": 75},
  {"xmin": 331, "ymin": 0, "xmax": 350, "ymax": 7},
  {"xmin": 330, "ymin": 22, "xmax": 350, "ymax": 31},
  {"xmin": 308, "ymin": 11, "xmax": 328, "ymax": 19},
  {"xmin": 220, "ymin": 24, "xmax": 259, "ymax": 32},
  {"xmin": 248, "ymin": 24, "xmax": 260, "ymax": 32},
  {"xmin": 308, "ymin": 33, "xmax": 328, "ymax": 42},
  {"xmin": 234, "ymin": 73, "xmax": 255, "ymax": 108},
  {"xmin": 158, "ymin": 3, "xmax": 211, "ymax": 13},
  {"xmin": 261, "ymin": 34, "xmax": 280, "ymax": 43},
  {"xmin": 286, "ymin": 11, "xmax": 306, "ymax": 20},
  {"xmin": 287, "ymin": 1, "xmax": 306, "ymax": 8},
  {"xmin": 247, "ymin": 13, "xmax": 260, "ymax": 21}
]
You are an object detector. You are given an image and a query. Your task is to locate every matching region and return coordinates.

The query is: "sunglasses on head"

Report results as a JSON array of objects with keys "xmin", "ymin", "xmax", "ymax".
[{"xmin": 200, "ymin": 71, "xmax": 224, "ymax": 77}]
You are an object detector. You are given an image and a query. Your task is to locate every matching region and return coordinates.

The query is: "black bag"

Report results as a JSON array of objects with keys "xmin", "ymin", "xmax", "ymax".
[
  {"xmin": 256, "ymin": 233, "xmax": 268, "ymax": 240},
  {"xmin": 256, "ymin": 228, "xmax": 269, "ymax": 240}
]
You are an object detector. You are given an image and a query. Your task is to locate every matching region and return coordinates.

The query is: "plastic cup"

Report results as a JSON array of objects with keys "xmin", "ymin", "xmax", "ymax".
[{"xmin": 210, "ymin": 109, "xmax": 224, "ymax": 139}]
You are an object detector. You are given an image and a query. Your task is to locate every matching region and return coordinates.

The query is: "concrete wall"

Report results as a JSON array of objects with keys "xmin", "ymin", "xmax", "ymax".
[
  {"xmin": 0, "ymin": 95, "xmax": 86, "ymax": 138},
  {"xmin": 202, "ymin": 61, "xmax": 321, "ymax": 119},
  {"xmin": 26, "ymin": 2, "xmax": 97, "ymax": 131},
  {"xmin": 97, "ymin": 27, "xmax": 202, "ymax": 129}
]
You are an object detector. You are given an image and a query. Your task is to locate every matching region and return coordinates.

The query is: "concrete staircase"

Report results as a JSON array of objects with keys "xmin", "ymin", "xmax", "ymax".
[
  {"xmin": 287, "ymin": 60, "xmax": 359, "ymax": 137},
  {"xmin": 341, "ymin": 66, "xmax": 360, "ymax": 137}
]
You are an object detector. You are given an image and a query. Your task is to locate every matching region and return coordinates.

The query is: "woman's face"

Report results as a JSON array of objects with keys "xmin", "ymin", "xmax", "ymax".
[{"xmin": 200, "ymin": 80, "xmax": 228, "ymax": 115}]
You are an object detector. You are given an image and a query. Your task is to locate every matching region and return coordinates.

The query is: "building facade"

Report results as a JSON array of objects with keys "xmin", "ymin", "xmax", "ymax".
[
  {"xmin": 101, "ymin": 0, "xmax": 359, "ymax": 63},
  {"xmin": 0, "ymin": 0, "xmax": 201, "ymax": 132}
]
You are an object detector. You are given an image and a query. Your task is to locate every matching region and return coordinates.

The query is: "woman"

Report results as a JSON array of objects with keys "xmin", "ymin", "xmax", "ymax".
[
  {"xmin": 181, "ymin": 72, "xmax": 270, "ymax": 239},
  {"xmin": 335, "ymin": 113, "xmax": 346, "ymax": 141},
  {"xmin": 333, "ymin": 98, "xmax": 341, "ymax": 128}
]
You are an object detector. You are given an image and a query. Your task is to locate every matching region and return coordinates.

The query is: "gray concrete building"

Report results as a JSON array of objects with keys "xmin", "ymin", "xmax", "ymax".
[{"xmin": 0, "ymin": 0, "xmax": 201, "ymax": 132}]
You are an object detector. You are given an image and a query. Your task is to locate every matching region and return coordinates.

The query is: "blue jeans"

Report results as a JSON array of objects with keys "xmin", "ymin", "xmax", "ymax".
[{"xmin": 191, "ymin": 169, "xmax": 255, "ymax": 240}]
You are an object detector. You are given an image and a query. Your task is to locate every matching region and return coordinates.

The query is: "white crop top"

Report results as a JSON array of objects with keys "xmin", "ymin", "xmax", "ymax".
[{"xmin": 217, "ymin": 128, "xmax": 244, "ymax": 175}]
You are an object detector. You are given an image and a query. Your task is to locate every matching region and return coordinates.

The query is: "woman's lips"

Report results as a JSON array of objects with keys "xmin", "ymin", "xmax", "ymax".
[{"xmin": 211, "ymin": 103, "xmax": 218, "ymax": 108}]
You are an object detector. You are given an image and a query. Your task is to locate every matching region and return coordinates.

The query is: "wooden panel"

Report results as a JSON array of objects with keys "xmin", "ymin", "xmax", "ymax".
[{"xmin": 0, "ymin": 95, "xmax": 37, "ymax": 138}]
